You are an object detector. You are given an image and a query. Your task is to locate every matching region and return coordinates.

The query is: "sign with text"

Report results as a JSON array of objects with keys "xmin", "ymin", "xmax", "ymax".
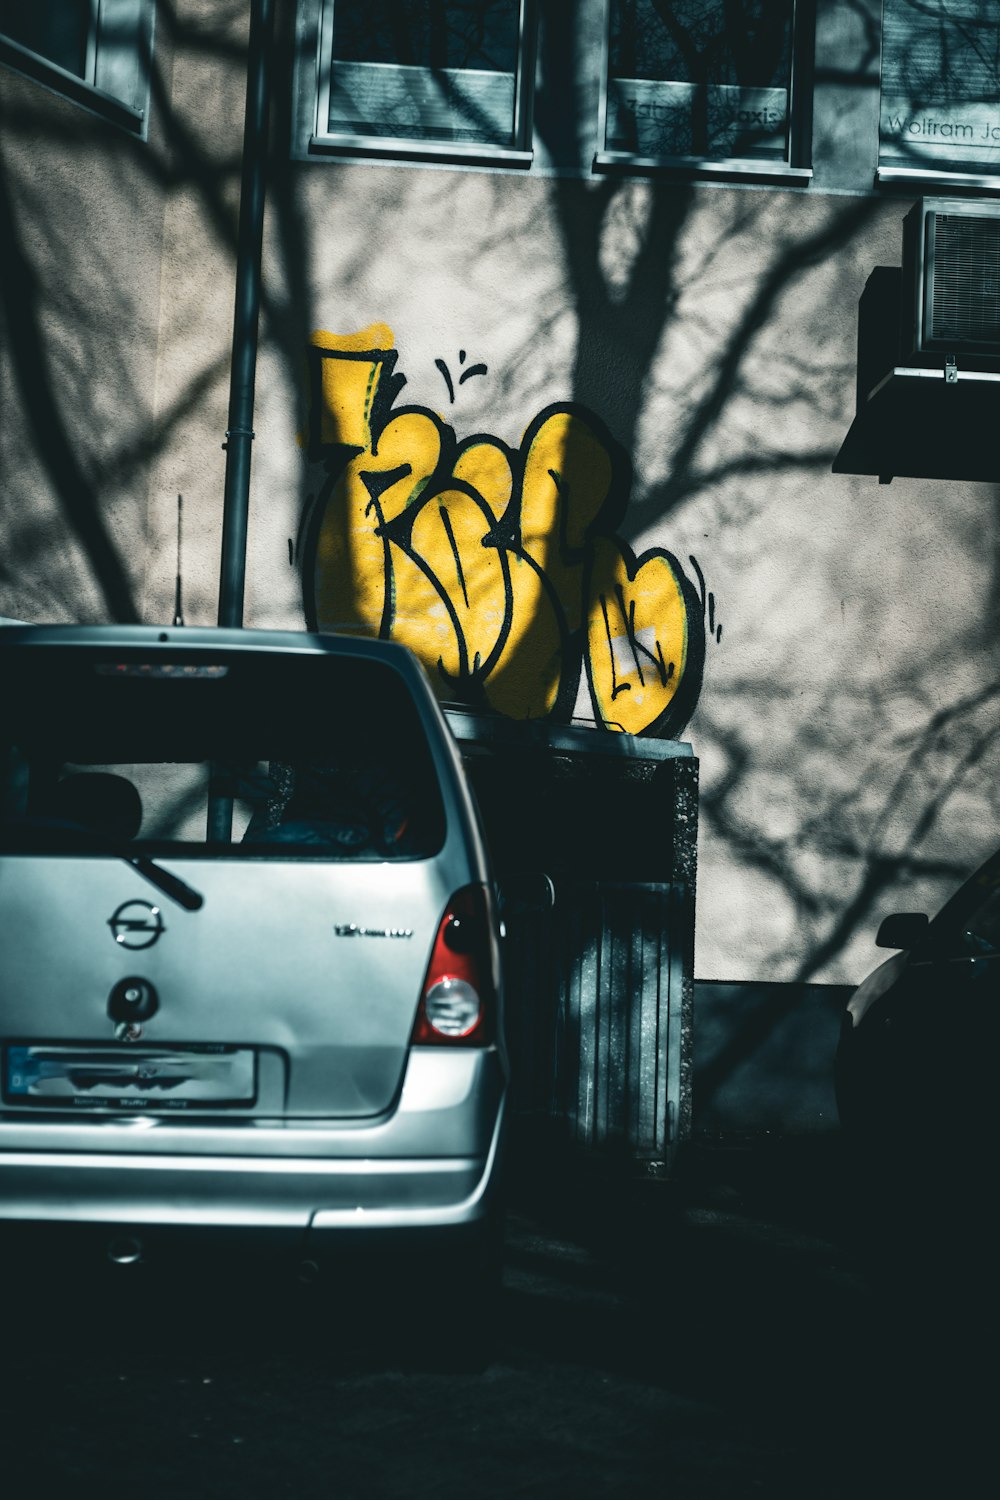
[
  {"xmin": 606, "ymin": 78, "xmax": 788, "ymax": 161},
  {"xmin": 879, "ymin": 0, "xmax": 1000, "ymax": 173},
  {"xmin": 327, "ymin": 61, "xmax": 515, "ymax": 145}
]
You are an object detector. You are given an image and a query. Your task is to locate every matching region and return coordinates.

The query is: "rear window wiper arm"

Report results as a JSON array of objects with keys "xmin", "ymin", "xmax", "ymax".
[
  {"xmin": 124, "ymin": 851, "xmax": 203, "ymax": 911},
  {"xmin": 9, "ymin": 817, "xmax": 204, "ymax": 912}
]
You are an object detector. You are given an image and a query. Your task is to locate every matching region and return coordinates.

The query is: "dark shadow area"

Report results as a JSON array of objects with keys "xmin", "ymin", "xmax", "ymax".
[
  {"xmin": 3, "ymin": 1133, "xmax": 992, "ymax": 1497},
  {"xmin": 3, "ymin": 4, "xmax": 1000, "ymax": 1120},
  {"xmin": 505, "ymin": 1124, "xmax": 996, "ymax": 1497},
  {"xmin": 693, "ymin": 979, "xmax": 849, "ymax": 1133}
]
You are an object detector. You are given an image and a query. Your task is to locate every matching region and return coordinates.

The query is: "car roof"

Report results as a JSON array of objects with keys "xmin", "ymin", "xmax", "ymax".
[
  {"xmin": 0, "ymin": 624, "xmax": 433, "ymax": 688},
  {"xmin": 0, "ymin": 623, "xmax": 405, "ymax": 658}
]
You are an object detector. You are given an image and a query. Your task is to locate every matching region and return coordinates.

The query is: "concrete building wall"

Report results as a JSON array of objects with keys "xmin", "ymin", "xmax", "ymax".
[
  {"xmin": 3, "ymin": 0, "xmax": 998, "ymax": 994},
  {"xmin": 245, "ymin": 170, "xmax": 999, "ymax": 987},
  {"xmin": 0, "ymin": 41, "xmax": 169, "ymax": 624}
]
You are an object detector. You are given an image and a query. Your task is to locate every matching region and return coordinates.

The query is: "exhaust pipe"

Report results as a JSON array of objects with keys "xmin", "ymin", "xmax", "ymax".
[{"xmin": 107, "ymin": 1234, "xmax": 143, "ymax": 1266}]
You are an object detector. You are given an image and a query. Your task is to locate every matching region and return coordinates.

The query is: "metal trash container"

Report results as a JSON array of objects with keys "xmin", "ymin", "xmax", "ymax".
[{"xmin": 444, "ymin": 711, "xmax": 697, "ymax": 1174}]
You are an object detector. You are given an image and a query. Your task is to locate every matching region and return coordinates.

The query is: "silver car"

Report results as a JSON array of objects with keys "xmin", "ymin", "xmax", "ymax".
[{"xmin": 0, "ymin": 625, "xmax": 507, "ymax": 1336}]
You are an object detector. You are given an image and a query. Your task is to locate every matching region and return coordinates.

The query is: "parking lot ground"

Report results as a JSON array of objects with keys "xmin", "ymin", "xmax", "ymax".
[{"xmin": 0, "ymin": 1131, "xmax": 991, "ymax": 1498}]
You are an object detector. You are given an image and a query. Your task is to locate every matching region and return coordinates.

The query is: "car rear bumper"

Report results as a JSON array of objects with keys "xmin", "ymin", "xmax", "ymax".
[
  {"xmin": 0, "ymin": 1137, "xmax": 501, "ymax": 1231},
  {"xmin": 0, "ymin": 1050, "xmax": 506, "ymax": 1233}
]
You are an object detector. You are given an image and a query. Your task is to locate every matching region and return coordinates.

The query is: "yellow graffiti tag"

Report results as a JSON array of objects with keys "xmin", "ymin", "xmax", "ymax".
[
  {"xmin": 404, "ymin": 487, "xmax": 509, "ymax": 679},
  {"xmin": 586, "ymin": 539, "xmax": 689, "ymax": 737},
  {"xmin": 305, "ymin": 330, "xmax": 705, "ymax": 737},
  {"xmin": 306, "ymin": 326, "xmax": 395, "ymax": 449},
  {"xmin": 520, "ymin": 409, "xmax": 614, "ymax": 633},
  {"xmin": 314, "ymin": 406, "xmax": 441, "ymax": 636}
]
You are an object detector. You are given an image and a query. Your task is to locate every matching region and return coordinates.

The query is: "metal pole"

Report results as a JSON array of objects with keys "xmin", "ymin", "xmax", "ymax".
[
  {"xmin": 217, "ymin": 0, "xmax": 274, "ymax": 630},
  {"xmin": 210, "ymin": 0, "xmax": 273, "ymax": 846}
]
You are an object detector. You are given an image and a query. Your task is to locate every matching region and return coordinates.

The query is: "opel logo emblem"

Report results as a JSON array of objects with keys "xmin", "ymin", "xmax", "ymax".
[{"xmin": 108, "ymin": 900, "xmax": 165, "ymax": 950}]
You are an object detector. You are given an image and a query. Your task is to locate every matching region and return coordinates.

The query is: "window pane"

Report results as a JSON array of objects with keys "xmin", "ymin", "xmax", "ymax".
[
  {"xmin": 880, "ymin": 0, "xmax": 1000, "ymax": 175},
  {"xmin": 960, "ymin": 886, "xmax": 1000, "ymax": 955},
  {"xmin": 333, "ymin": 0, "xmax": 516, "ymax": 71},
  {"xmin": 606, "ymin": 0, "xmax": 794, "ymax": 161},
  {"xmin": 0, "ymin": 650, "xmax": 446, "ymax": 860},
  {"xmin": 327, "ymin": 0, "xmax": 520, "ymax": 145},
  {"xmin": 0, "ymin": 0, "xmax": 91, "ymax": 78}
]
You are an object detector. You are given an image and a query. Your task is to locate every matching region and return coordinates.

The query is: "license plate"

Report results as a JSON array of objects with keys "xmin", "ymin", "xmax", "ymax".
[{"xmin": 3, "ymin": 1044, "xmax": 256, "ymax": 1109}]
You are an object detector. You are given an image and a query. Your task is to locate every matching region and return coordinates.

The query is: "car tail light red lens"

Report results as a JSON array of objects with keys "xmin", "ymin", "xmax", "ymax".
[{"xmin": 411, "ymin": 885, "xmax": 498, "ymax": 1046}]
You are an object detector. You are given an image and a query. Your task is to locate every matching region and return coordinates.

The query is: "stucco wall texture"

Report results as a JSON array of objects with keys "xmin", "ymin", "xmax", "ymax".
[
  {"xmin": 0, "ymin": 58, "xmax": 167, "ymax": 624},
  {"xmin": 2, "ymin": 2, "xmax": 998, "ymax": 988},
  {"xmin": 245, "ymin": 168, "xmax": 999, "ymax": 986}
]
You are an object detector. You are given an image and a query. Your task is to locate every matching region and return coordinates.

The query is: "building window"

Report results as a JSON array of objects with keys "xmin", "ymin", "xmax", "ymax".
[
  {"xmin": 0, "ymin": 0, "xmax": 95, "ymax": 78},
  {"xmin": 0, "ymin": 0, "xmax": 153, "ymax": 134},
  {"xmin": 596, "ymin": 0, "xmax": 811, "ymax": 182},
  {"xmin": 309, "ymin": 0, "xmax": 534, "ymax": 165},
  {"xmin": 878, "ymin": 0, "xmax": 1000, "ymax": 185}
]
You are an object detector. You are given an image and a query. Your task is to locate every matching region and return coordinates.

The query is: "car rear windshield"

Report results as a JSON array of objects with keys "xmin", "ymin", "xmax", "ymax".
[{"xmin": 0, "ymin": 646, "xmax": 446, "ymax": 860}]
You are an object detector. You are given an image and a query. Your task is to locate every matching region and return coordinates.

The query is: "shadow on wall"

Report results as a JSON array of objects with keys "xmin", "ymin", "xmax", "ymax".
[
  {"xmin": 0, "ymin": 2, "xmax": 266, "ymax": 625},
  {"xmin": 6, "ymin": 3, "xmax": 998, "ymax": 1002},
  {"xmin": 699, "ymin": 670, "xmax": 1000, "ymax": 986},
  {"xmin": 0, "ymin": 138, "xmax": 142, "ymax": 624}
]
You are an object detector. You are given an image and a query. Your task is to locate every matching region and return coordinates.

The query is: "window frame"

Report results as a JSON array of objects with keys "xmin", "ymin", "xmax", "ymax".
[
  {"xmin": 0, "ymin": 0, "xmax": 153, "ymax": 137},
  {"xmin": 306, "ymin": 0, "xmax": 537, "ymax": 168},
  {"xmin": 593, "ymin": 0, "xmax": 813, "ymax": 185},
  {"xmin": 875, "ymin": 0, "xmax": 1000, "ymax": 193}
]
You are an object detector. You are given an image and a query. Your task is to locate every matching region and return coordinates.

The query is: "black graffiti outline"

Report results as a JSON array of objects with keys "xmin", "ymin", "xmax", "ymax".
[
  {"xmin": 434, "ymin": 358, "xmax": 455, "ymax": 403},
  {"xmin": 599, "ymin": 585, "xmax": 675, "ymax": 702},
  {"xmin": 380, "ymin": 472, "xmax": 516, "ymax": 691},
  {"xmin": 302, "ymin": 340, "xmax": 707, "ymax": 736},
  {"xmin": 436, "ymin": 350, "xmax": 489, "ymax": 403},
  {"xmin": 304, "ymin": 343, "xmax": 406, "ymax": 464},
  {"xmin": 689, "ymin": 553, "xmax": 723, "ymax": 645}
]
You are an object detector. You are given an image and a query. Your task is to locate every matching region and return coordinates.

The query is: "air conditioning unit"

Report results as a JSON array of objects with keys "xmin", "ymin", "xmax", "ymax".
[{"xmin": 901, "ymin": 198, "xmax": 1000, "ymax": 361}]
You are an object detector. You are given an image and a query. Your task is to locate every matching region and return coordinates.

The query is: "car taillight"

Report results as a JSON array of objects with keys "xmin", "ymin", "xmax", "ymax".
[{"xmin": 411, "ymin": 884, "xmax": 498, "ymax": 1046}]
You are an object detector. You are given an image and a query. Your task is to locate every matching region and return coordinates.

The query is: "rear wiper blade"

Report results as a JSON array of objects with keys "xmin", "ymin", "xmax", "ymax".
[
  {"xmin": 9, "ymin": 818, "xmax": 204, "ymax": 912},
  {"xmin": 124, "ymin": 853, "xmax": 203, "ymax": 912}
]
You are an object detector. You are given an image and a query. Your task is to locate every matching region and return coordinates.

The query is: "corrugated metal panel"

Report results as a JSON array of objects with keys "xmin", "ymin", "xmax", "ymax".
[{"xmin": 504, "ymin": 881, "xmax": 687, "ymax": 1163}]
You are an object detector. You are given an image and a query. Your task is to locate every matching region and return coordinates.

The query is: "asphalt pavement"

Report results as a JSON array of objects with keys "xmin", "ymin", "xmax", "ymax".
[{"xmin": 0, "ymin": 1130, "xmax": 991, "ymax": 1498}]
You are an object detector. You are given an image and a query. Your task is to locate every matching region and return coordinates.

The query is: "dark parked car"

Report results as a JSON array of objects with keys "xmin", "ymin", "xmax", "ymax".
[
  {"xmin": 835, "ymin": 848, "xmax": 1000, "ymax": 1200},
  {"xmin": 835, "ymin": 852, "xmax": 1000, "ymax": 1496}
]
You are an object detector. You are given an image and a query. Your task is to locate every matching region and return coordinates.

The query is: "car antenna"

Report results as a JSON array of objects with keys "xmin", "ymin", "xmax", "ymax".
[{"xmin": 172, "ymin": 494, "xmax": 185, "ymax": 627}]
